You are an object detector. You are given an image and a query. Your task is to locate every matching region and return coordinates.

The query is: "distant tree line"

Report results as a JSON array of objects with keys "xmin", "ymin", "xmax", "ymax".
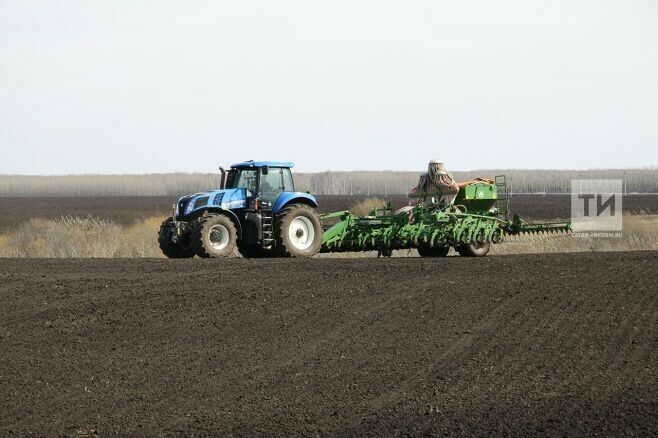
[
  {"xmin": 0, "ymin": 174, "xmax": 220, "ymax": 197},
  {"xmin": 295, "ymin": 168, "xmax": 658, "ymax": 195},
  {"xmin": 0, "ymin": 168, "xmax": 655, "ymax": 196}
]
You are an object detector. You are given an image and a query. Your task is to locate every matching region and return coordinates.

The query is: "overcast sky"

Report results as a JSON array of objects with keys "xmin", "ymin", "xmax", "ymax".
[{"xmin": 1, "ymin": 0, "xmax": 657, "ymax": 174}]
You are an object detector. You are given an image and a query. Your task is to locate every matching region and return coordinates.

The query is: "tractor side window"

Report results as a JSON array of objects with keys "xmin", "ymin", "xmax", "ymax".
[{"xmin": 282, "ymin": 168, "xmax": 295, "ymax": 192}]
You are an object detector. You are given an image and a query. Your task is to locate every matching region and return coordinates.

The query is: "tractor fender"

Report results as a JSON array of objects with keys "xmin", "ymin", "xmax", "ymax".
[
  {"xmin": 199, "ymin": 207, "xmax": 244, "ymax": 239},
  {"xmin": 272, "ymin": 192, "xmax": 318, "ymax": 214}
]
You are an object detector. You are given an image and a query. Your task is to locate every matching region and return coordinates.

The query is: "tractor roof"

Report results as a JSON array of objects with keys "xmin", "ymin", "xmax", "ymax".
[{"xmin": 231, "ymin": 160, "xmax": 294, "ymax": 169}]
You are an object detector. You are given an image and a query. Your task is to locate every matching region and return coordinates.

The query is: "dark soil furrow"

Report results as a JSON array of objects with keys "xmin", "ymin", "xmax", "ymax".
[{"xmin": 0, "ymin": 252, "xmax": 656, "ymax": 436}]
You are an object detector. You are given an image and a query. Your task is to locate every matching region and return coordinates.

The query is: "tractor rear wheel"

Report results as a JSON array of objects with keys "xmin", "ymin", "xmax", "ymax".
[
  {"xmin": 158, "ymin": 218, "xmax": 195, "ymax": 258},
  {"xmin": 417, "ymin": 245, "xmax": 450, "ymax": 257},
  {"xmin": 192, "ymin": 214, "xmax": 238, "ymax": 258},
  {"xmin": 456, "ymin": 242, "xmax": 490, "ymax": 257},
  {"xmin": 274, "ymin": 204, "xmax": 323, "ymax": 257}
]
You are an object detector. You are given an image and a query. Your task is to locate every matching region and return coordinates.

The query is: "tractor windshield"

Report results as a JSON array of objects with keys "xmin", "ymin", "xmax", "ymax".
[{"xmin": 226, "ymin": 168, "xmax": 258, "ymax": 193}]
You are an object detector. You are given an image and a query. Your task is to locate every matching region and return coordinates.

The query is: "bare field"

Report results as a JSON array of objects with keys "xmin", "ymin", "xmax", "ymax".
[
  {"xmin": 0, "ymin": 196, "xmax": 173, "ymax": 232},
  {"xmin": 0, "ymin": 253, "xmax": 656, "ymax": 435},
  {"xmin": 1, "ymin": 194, "xmax": 657, "ymax": 232},
  {"xmin": 0, "ymin": 196, "xmax": 656, "ymax": 435},
  {"xmin": 0, "ymin": 195, "xmax": 656, "ymax": 258}
]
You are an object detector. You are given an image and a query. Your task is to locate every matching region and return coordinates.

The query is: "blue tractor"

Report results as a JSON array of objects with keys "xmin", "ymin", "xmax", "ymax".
[{"xmin": 158, "ymin": 160, "xmax": 323, "ymax": 258}]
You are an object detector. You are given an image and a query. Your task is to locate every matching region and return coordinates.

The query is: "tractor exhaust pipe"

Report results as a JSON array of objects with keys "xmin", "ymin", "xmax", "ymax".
[{"xmin": 219, "ymin": 166, "xmax": 226, "ymax": 189}]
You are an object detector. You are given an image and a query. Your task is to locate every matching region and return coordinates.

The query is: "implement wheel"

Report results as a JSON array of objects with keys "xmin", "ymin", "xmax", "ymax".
[
  {"xmin": 418, "ymin": 246, "xmax": 450, "ymax": 257},
  {"xmin": 192, "ymin": 214, "xmax": 238, "ymax": 258},
  {"xmin": 158, "ymin": 217, "xmax": 194, "ymax": 258},
  {"xmin": 274, "ymin": 204, "xmax": 323, "ymax": 257},
  {"xmin": 456, "ymin": 242, "xmax": 490, "ymax": 257}
]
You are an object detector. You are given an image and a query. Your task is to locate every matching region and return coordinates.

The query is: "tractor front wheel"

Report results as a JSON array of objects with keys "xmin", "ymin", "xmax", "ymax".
[
  {"xmin": 274, "ymin": 204, "xmax": 323, "ymax": 257},
  {"xmin": 192, "ymin": 214, "xmax": 238, "ymax": 258},
  {"xmin": 158, "ymin": 218, "xmax": 195, "ymax": 258},
  {"xmin": 456, "ymin": 242, "xmax": 490, "ymax": 257}
]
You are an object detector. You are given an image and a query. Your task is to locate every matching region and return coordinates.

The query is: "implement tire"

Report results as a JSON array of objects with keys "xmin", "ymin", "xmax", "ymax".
[
  {"xmin": 158, "ymin": 218, "xmax": 195, "ymax": 258},
  {"xmin": 456, "ymin": 242, "xmax": 490, "ymax": 257},
  {"xmin": 274, "ymin": 204, "xmax": 322, "ymax": 258},
  {"xmin": 418, "ymin": 246, "xmax": 450, "ymax": 257},
  {"xmin": 192, "ymin": 214, "xmax": 237, "ymax": 258}
]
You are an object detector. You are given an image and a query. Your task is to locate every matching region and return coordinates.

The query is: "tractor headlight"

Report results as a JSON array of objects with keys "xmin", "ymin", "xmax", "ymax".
[{"xmin": 184, "ymin": 199, "xmax": 196, "ymax": 216}]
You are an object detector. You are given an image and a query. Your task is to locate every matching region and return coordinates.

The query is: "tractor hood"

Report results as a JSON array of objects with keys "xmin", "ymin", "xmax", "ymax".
[{"xmin": 176, "ymin": 188, "xmax": 248, "ymax": 217}]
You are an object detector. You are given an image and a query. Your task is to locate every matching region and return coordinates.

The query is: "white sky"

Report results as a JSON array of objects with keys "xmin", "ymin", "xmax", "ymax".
[{"xmin": 1, "ymin": 0, "xmax": 657, "ymax": 174}]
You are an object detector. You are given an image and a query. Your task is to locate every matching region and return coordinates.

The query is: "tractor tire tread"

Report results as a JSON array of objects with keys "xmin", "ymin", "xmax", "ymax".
[
  {"xmin": 274, "ymin": 204, "xmax": 322, "ymax": 258},
  {"xmin": 191, "ymin": 213, "xmax": 238, "ymax": 258},
  {"xmin": 158, "ymin": 217, "xmax": 195, "ymax": 258}
]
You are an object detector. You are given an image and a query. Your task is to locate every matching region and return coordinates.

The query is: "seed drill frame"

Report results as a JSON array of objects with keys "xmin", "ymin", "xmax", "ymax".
[{"xmin": 320, "ymin": 176, "xmax": 572, "ymax": 256}]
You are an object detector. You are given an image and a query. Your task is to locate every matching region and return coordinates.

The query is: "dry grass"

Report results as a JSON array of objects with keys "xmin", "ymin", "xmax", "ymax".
[
  {"xmin": 0, "ymin": 214, "xmax": 655, "ymax": 259},
  {"xmin": 349, "ymin": 198, "xmax": 388, "ymax": 216},
  {"xmin": 491, "ymin": 215, "xmax": 657, "ymax": 255},
  {"xmin": 0, "ymin": 215, "xmax": 163, "ymax": 258}
]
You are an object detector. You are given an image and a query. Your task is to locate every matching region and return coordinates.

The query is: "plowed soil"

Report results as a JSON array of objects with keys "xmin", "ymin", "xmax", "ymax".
[{"xmin": 1, "ymin": 252, "xmax": 656, "ymax": 436}]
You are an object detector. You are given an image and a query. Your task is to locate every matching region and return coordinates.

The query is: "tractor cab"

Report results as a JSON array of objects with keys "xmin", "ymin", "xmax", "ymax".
[{"xmin": 225, "ymin": 161, "xmax": 295, "ymax": 205}]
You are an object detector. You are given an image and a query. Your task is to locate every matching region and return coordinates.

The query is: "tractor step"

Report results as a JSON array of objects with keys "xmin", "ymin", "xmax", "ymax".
[{"xmin": 261, "ymin": 209, "xmax": 275, "ymax": 246}]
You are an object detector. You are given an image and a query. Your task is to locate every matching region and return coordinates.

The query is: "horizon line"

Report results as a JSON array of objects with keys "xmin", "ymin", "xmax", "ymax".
[{"xmin": 1, "ymin": 166, "xmax": 656, "ymax": 178}]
